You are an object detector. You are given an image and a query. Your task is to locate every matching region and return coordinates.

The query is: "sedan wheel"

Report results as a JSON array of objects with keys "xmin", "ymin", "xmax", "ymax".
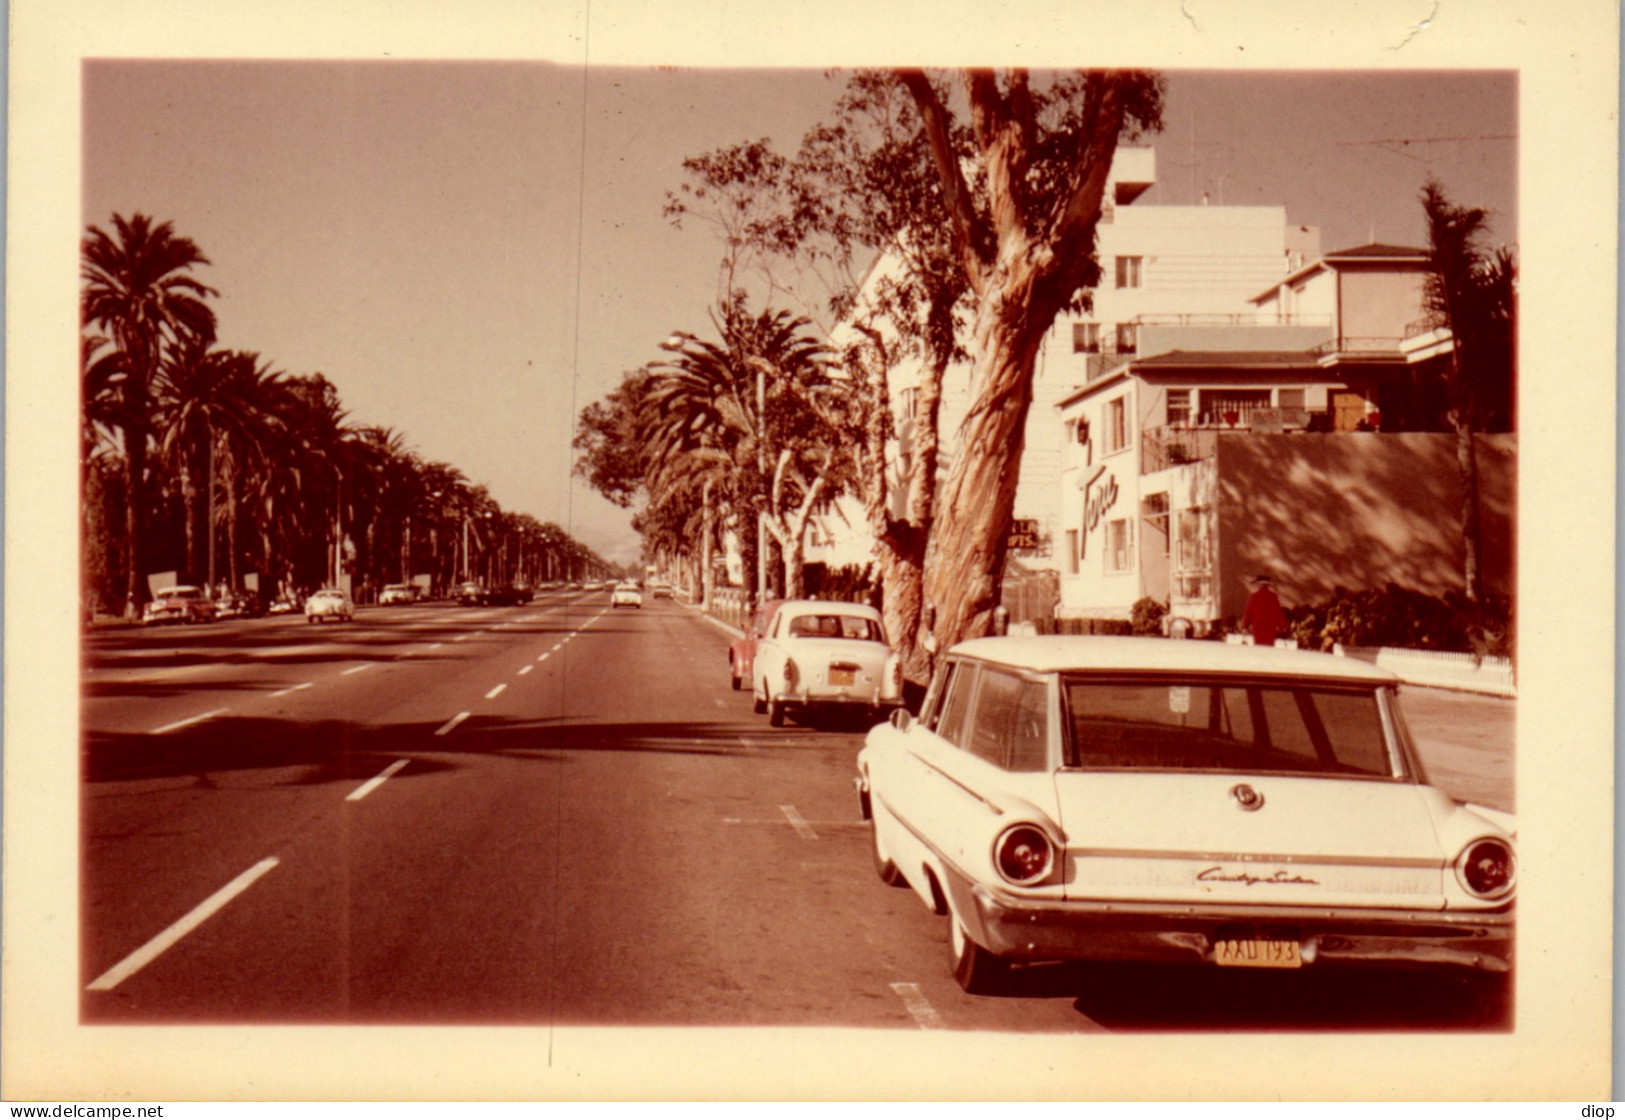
[
  {"xmin": 729, "ymin": 658, "xmax": 742, "ymax": 691},
  {"xmin": 752, "ymin": 680, "xmax": 767, "ymax": 715},
  {"xmin": 949, "ymin": 909, "xmax": 1008, "ymax": 995},
  {"xmin": 767, "ymin": 696, "xmax": 786, "ymax": 728}
]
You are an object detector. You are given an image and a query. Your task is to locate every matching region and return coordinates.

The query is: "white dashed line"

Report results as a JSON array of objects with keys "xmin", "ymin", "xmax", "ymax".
[
  {"xmin": 485, "ymin": 683, "xmax": 507, "ymax": 700},
  {"xmin": 149, "ymin": 708, "xmax": 230, "ymax": 735},
  {"xmin": 87, "ymin": 858, "xmax": 280, "ymax": 991},
  {"xmin": 346, "ymin": 759, "xmax": 409, "ymax": 802},
  {"xmin": 890, "ymin": 983, "xmax": 945, "ymax": 1030},
  {"xmin": 453, "ymin": 634, "xmax": 471, "ymax": 642},
  {"xmin": 536, "ymin": 652, "xmax": 551, "ymax": 663},
  {"xmin": 435, "ymin": 711, "xmax": 472, "ymax": 737},
  {"xmin": 428, "ymin": 643, "xmax": 444, "ymax": 650},
  {"xmin": 779, "ymin": 804, "xmax": 819, "ymax": 841},
  {"xmin": 518, "ymin": 665, "xmax": 533, "ymax": 676},
  {"xmin": 341, "ymin": 663, "xmax": 373, "ymax": 676},
  {"xmin": 270, "ymin": 682, "xmax": 314, "ymax": 698}
]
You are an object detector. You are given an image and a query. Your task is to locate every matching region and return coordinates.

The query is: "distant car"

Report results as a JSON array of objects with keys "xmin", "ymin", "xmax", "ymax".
[
  {"xmin": 456, "ymin": 581, "xmax": 488, "ymax": 606},
  {"xmin": 648, "ymin": 581, "xmax": 674, "ymax": 600},
  {"xmin": 856, "ymin": 636, "xmax": 1516, "ymax": 994},
  {"xmin": 212, "ymin": 593, "xmax": 247, "ymax": 620},
  {"xmin": 752, "ymin": 599, "xmax": 902, "ymax": 727},
  {"xmin": 729, "ymin": 598, "xmax": 784, "ymax": 692},
  {"xmin": 485, "ymin": 584, "xmax": 532, "ymax": 607},
  {"xmin": 610, "ymin": 581, "xmax": 643, "ymax": 609},
  {"xmin": 379, "ymin": 583, "xmax": 415, "ymax": 606},
  {"xmin": 268, "ymin": 595, "xmax": 300, "ymax": 616},
  {"xmin": 305, "ymin": 588, "xmax": 355, "ymax": 623},
  {"xmin": 142, "ymin": 586, "xmax": 216, "ymax": 626}
]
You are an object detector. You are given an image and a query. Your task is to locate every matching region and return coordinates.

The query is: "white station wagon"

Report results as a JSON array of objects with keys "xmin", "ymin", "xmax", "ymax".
[
  {"xmin": 752, "ymin": 599, "xmax": 903, "ymax": 727},
  {"xmin": 856, "ymin": 636, "xmax": 1514, "ymax": 994}
]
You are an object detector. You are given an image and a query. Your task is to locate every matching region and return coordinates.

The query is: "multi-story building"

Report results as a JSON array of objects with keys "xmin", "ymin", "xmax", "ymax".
[{"xmin": 1054, "ymin": 244, "xmax": 1514, "ymax": 633}]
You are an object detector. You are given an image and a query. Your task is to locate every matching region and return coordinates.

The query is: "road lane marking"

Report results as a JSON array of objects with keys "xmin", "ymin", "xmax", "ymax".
[
  {"xmin": 341, "ymin": 664, "xmax": 373, "ymax": 676},
  {"xmin": 149, "ymin": 708, "xmax": 230, "ymax": 735},
  {"xmin": 779, "ymin": 804, "xmax": 819, "ymax": 841},
  {"xmin": 346, "ymin": 759, "xmax": 409, "ymax": 802},
  {"xmin": 485, "ymin": 683, "xmax": 507, "ymax": 700},
  {"xmin": 428, "ymin": 643, "xmax": 444, "ymax": 650},
  {"xmin": 536, "ymin": 652, "xmax": 551, "ymax": 663},
  {"xmin": 453, "ymin": 634, "xmax": 471, "ymax": 642},
  {"xmin": 889, "ymin": 983, "xmax": 945, "ymax": 1030},
  {"xmin": 270, "ymin": 682, "xmax": 313, "ymax": 698},
  {"xmin": 435, "ymin": 711, "xmax": 472, "ymax": 736},
  {"xmin": 87, "ymin": 858, "xmax": 280, "ymax": 992},
  {"xmin": 518, "ymin": 665, "xmax": 533, "ymax": 676}
]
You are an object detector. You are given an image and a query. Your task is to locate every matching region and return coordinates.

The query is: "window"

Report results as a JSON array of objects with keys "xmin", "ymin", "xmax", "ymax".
[
  {"xmin": 1166, "ymin": 389, "xmax": 1191, "ymax": 427},
  {"xmin": 1105, "ymin": 518, "xmax": 1133, "ymax": 573},
  {"xmin": 1115, "ymin": 255, "xmax": 1143, "ymax": 289},
  {"xmin": 1104, "ymin": 396, "xmax": 1128, "ymax": 453},
  {"xmin": 1071, "ymin": 322, "xmax": 1100, "ymax": 353},
  {"xmin": 1278, "ymin": 388, "xmax": 1305, "ymax": 410},
  {"xmin": 933, "ymin": 662, "xmax": 977, "ymax": 748},
  {"xmin": 1065, "ymin": 530, "xmax": 1080, "ymax": 575},
  {"xmin": 1062, "ymin": 679, "xmax": 1396, "ymax": 778},
  {"xmin": 1114, "ymin": 323, "xmax": 1138, "ymax": 355},
  {"xmin": 1176, "ymin": 507, "xmax": 1210, "ymax": 572},
  {"xmin": 965, "ymin": 668, "xmax": 1050, "ymax": 772}
]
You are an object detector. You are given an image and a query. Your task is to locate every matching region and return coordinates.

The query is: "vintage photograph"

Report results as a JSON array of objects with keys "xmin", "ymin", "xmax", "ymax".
[{"xmin": 7, "ymin": 0, "xmax": 1616, "ymax": 1105}]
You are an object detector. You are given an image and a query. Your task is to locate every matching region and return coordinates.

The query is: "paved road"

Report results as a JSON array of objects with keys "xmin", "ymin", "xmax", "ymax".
[{"xmin": 81, "ymin": 593, "xmax": 1512, "ymax": 1030}]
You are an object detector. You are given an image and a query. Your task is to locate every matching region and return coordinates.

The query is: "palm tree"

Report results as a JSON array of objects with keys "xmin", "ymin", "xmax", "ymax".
[
  {"xmin": 82, "ymin": 213, "xmax": 218, "ymax": 616},
  {"xmin": 154, "ymin": 342, "xmax": 285, "ymax": 590},
  {"xmin": 1420, "ymin": 178, "xmax": 1518, "ymax": 603}
]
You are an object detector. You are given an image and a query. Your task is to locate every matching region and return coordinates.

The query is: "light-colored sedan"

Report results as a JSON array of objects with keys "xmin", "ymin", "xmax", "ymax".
[
  {"xmin": 752, "ymin": 599, "xmax": 902, "ymax": 727},
  {"xmin": 610, "ymin": 581, "xmax": 643, "ymax": 609},
  {"xmin": 379, "ymin": 583, "xmax": 415, "ymax": 605},
  {"xmin": 856, "ymin": 636, "xmax": 1515, "ymax": 994},
  {"xmin": 305, "ymin": 588, "xmax": 355, "ymax": 623}
]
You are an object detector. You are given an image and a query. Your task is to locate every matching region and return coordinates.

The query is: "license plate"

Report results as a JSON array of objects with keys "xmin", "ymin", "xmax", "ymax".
[
  {"xmin": 828, "ymin": 667, "xmax": 856, "ymax": 686},
  {"xmin": 1214, "ymin": 938, "xmax": 1302, "ymax": 969}
]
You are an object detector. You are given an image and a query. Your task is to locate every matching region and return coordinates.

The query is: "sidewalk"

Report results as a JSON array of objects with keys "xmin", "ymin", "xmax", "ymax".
[{"xmin": 1396, "ymin": 685, "xmax": 1516, "ymax": 812}]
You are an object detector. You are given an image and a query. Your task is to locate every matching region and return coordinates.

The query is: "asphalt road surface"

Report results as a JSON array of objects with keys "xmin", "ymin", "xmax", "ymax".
[{"xmin": 81, "ymin": 591, "xmax": 1513, "ymax": 1030}]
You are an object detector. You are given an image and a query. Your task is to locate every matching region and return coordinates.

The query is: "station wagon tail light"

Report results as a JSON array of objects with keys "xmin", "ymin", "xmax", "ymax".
[
  {"xmin": 1455, "ymin": 837, "xmax": 1515, "ymax": 900},
  {"xmin": 993, "ymin": 824, "xmax": 1055, "ymax": 887}
]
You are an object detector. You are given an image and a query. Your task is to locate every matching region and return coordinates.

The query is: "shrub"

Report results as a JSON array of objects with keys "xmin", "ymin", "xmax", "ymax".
[
  {"xmin": 1130, "ymin": 596, "xmax": 1169, "ymax": 635},
  {"xmin": 1285, "ymin": 584, "xmax": 1513, "ymax": 658}
]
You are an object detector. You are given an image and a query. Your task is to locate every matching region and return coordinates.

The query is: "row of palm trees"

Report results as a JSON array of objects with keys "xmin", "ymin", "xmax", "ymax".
[
  {"xmin": 574, "ymin": 295, "xmax": 857, "ymax": 606},
  {"xmin": 82, "ymin": 212, "xmax": 606, "ymax": 620}
]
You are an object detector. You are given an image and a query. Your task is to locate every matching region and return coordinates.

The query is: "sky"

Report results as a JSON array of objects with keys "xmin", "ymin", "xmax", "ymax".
[{"xmin": 82, "ymin": 66, "xmax": 1517, "ymax": 568}]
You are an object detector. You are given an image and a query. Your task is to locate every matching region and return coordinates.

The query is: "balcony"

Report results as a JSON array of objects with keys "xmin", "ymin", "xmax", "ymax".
[{"xmin": 1140, "ymin": 412, "xmax": 1325, "ymax": 472}]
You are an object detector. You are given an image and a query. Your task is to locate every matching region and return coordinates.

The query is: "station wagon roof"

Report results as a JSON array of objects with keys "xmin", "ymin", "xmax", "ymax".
[{"xmin": 946, "ymin": 635, "xmax": 1398, "ymax": 683}]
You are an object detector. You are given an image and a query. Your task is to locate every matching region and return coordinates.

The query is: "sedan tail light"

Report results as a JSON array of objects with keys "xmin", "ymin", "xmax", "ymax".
[
  {"xmin": 1455, "ymin": 837, "xmax": 1515, "ymax": 900},
  {"xmin": 993, "ymin": 824, "xmax": 1055, "ymax": 887}
]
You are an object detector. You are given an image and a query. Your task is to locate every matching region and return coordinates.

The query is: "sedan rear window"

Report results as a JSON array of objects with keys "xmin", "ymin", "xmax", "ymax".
[
  {"xmin": 786, "ymin": 614, "xmax": 882, "ymax": 641},
  {"xmin": 1062, "ymin": 678, "xmax": 1398, "ymax": 778}
]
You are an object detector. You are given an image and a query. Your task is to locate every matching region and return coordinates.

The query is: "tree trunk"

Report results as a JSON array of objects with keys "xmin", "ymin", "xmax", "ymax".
[
  {"xmin": 1456, "ymin": 421, "xmax": 1482, "ymax": 603},
  {"xmin": 922, "ymin": 274, "xmax": 1049, "ymax": 651},
  {"xmin": 122, "ymin": 423, "xmax": 149, "ymax": 618}
]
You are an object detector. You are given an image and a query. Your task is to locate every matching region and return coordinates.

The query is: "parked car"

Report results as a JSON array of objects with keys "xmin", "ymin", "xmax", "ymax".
[
  {"xmin": 379, "ymin": 583, "xmax": 415, "ymax": 606},
  {"xmin": 728, "ymin": 598, "xmax": 784, "ymax": 692},
  {"xmin": 610, "ymin": 581, "xmax": 643, "ymax": 609},
  {"xmin": 268, "ymin": 594, "xmax": 301, "ymax": 616},
  {"xmin": 648, "ymin": 580, "xmax": 674, "ymax": 599},
  {"xmin": 752, "ymin": 599, "xmax": 902, "ymax": 727},
  {"xmin": 456, "ymin": 581, "xmax": 488, "ymax": 606},
  {"xmin": 856, "ymin": 636, "xmax": 1516, "ymax": 994},
  {"xmin": 305, "ymin": 588, "xmax": 355, "ymax": 623},
  {"xmin": 142, "ymin": 586, "xmax": 216, "ymax": 626}
]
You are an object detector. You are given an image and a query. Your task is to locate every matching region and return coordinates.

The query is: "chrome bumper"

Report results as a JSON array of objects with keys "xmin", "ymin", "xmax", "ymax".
[{"xmin": 947, "ymin": 876, "xmax": 1514, "ymax": 974}]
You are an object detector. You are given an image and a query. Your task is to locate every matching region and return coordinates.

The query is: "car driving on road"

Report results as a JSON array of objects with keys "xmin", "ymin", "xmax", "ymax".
[
  {"xmin": 856, "ymin": 636, "xmax": 1515, "ymax": 994},
  {"xmin": 610, "ymin": 581, "xmax": 643, "ymax": 609},
  {"xmin": 751, "ymin": 599, "xmax": 902, "ymax": 727},
  {"xmin": 305, "ymin": 588, "xmax": 355, "ymax": 623}
]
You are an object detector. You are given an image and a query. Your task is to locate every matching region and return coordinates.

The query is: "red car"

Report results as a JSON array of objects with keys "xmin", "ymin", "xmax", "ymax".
[{"xmin": 728, "ymin": 598, "xmax": 784, "ymax": 691}]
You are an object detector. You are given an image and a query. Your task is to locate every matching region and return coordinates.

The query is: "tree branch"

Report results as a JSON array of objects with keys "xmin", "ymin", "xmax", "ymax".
[{"xmin": 897, "ymin": 68, "xmax": 990, "ymax": 289}]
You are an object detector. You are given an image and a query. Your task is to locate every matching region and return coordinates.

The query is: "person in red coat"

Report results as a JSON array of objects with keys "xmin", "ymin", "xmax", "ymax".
[{"xmin": 1242, "ymin": 574, "xmax": 1287, "ymax": 647}]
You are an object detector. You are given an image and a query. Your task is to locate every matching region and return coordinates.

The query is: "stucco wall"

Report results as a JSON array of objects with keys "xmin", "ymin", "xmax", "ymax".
[
  {"xmin": 1337, "ymin": 268, "xmax": 1428, "ymax": 341},
  {"xmin": 1213, "ymin": 432, "xmax": 1515, "ymax": 617}
]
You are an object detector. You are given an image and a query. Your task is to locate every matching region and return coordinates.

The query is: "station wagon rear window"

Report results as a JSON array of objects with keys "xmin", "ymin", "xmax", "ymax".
[{"xmin": 1061, "ymin": 677, "xmax": 1399, "ymax": 778}]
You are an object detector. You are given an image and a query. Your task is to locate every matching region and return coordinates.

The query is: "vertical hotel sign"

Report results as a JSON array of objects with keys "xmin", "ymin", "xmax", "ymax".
[{"xmin": 1078, "ymin": 465, "xmax": 1119, "ymax": 561}]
